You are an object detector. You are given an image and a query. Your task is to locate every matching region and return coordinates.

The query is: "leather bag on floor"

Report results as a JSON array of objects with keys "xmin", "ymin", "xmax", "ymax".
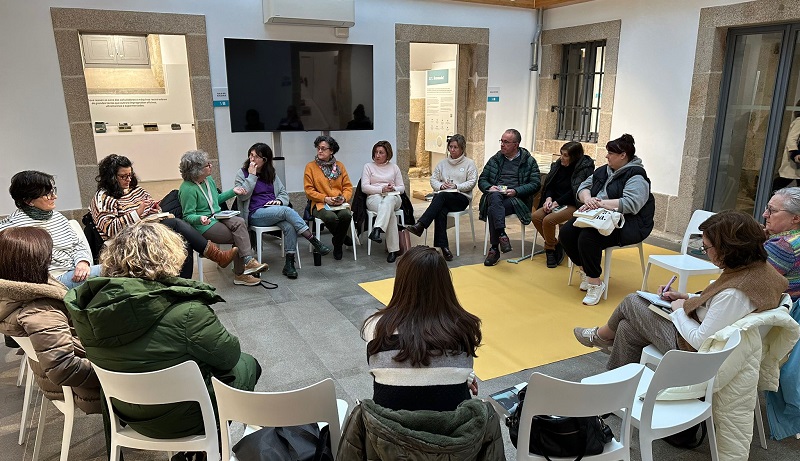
[{"xmin": 398, "ymin": 227, "xmax": 411, "ymax": 256}]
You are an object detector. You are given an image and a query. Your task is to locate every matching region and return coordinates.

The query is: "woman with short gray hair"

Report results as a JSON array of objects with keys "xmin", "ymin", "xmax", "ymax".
[
  {"xmin": 763, "ymin": 187, "xmax": 800, "ymax": 301},
  {"xmin": 178, "ymin": 150, "xmax": 268, "ymax": 286}
]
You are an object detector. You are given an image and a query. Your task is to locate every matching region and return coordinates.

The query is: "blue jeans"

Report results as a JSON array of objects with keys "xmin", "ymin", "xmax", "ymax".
[
  {"xmin": 56, "ymin": 264, "xmax": 102, "ymax": 289},
  {"xmin": 249, "ymin": 206, "xmax": 309, "ymax": 254}
]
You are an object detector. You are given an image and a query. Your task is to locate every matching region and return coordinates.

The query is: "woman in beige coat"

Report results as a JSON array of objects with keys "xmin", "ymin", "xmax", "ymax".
[{"xmin": 0, "ymin": 227, "xmax": 100, "ymax": 414}]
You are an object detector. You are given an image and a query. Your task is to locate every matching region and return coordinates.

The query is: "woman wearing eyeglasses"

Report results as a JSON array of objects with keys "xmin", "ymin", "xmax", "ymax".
[
  {"xmin": 763, "ymin": 187, "xmax": 800, "ymax": 302},
  {"xmin": 235, "ymin": 142, "xmax": 331, "ymax": 279},
  {"xmin": 573, "ymin": 210, "xmax": 787, "ymax": 369},
  {"xmin": 304, "ymin": 135, "xmax": 354, "ymax": 260},
  {"xmin": 91, "ymin": 154, "xmax": 239, "ymax": 280},
  {"xmin": 179, "ymin": 150, "xmax": 268, "ymax": 286},
  {"xmin": 0, "ymin": 170, "xmax": 100, "ymax": 288}
]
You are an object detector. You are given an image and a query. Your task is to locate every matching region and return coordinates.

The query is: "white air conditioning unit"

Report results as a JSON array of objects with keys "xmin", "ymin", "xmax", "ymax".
[{"xmin": 263, "ymin": 0, "xmax": 355, "ymax": 27}]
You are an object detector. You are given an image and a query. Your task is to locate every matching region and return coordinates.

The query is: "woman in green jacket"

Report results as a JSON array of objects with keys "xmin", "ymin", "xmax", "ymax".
[
  {"xmin": 178, "ymin": 150, "xmax": 267, "ymax": 286},
  {"xmin": 65, "ymin": 222, "xmax": 261, "ymax": 440}
]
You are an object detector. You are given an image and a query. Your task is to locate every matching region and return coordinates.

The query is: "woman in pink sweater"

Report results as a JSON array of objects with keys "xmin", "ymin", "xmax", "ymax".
[{"xmin": 362, "ymin": 141, "xmax": 405, "ymax": 263}]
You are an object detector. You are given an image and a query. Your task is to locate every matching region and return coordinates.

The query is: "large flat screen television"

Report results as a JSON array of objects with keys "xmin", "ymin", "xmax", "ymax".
[{"xmin": 224, "ymin": 39, "xmax": 374, "ymax": 132}]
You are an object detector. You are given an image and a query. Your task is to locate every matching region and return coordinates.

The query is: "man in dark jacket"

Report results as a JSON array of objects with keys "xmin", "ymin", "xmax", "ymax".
[{"xmin": 478, "ymin": 129, "xmax": 541, "ymax": 266}]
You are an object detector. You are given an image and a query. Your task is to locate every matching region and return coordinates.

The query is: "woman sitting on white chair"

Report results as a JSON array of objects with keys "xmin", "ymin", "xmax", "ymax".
[
  {"xmin": 573, "ymin": 210, "xmax": 787, "ymax": 370},
  {"xmin": 0, "ymin": 227, "xmax": 100, "ymax": 414},
  {"xmin": 405, "ymin": 134, "xmax": 477, "ymax": 261},
  {"xmin": 304, "ymin": 135, "xmax": 354, "ymax": 261},
  {"xmin": 235, "ymin": 142, "xmax": 330, "ymax": 279},
  {"xmin": 362, "ymin": 140, "xmax": 405, "ymax": 263},
  {"xmin": 558, "ymin": 134, "xmax": 655, "ymax": 305}
]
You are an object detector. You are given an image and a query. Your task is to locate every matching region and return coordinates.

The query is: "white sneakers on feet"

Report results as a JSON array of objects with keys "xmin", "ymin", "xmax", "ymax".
[
  {"xmin": 582, "ymin": 282, "xmax": 606, "ymax": 305},
  {"xmin": 579, "ymin": 270, "xmax": 589, "ymax": 291}
]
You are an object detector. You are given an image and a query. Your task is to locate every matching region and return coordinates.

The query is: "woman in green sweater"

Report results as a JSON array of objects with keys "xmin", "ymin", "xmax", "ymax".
[{"xmin": 178, "ymin": 150, "xmax": 267, "ymax": 286}]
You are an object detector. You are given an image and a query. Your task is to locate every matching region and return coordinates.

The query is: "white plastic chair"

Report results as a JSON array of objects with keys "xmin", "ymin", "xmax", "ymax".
[
  {"xmin": 212, "ymin": 377, "xmax": 348, "ymax": 461},
  {"xmin": 483, "ymin": 213, "xmax": 528, "ymax": 258},
  {"xmin": 641, "ymin": 210, "xmax": 721, "ymax": 293},
  {"xmin": 312, "ymin": 217, "xmax": 360, "ymax": 261},
  {"xmin": 516, "ymin": 363, "xmax": 645, "ymax": 461},
  {"xmin": 567, "ymin": 243, "xmax": 646, "ymax": 300},
  {"xmin": 92, "ymin": 361, "xmax": 220, "ymax": 461},
  {"xmin": 250, "ymin": 225, "xmax": 301, "ymax": 268},
  {"xmin": 16, "ymin": 345, "xmax": 33, "ymax": 445},
  {"xmin": 583, "ymin": 329, "xmax": 742, "ymax": 461},
  {"xmin": 638, "ymin": 316, "xmax": 777, "ymax": 451},
  {"xmin": 423, "ymin": 201, "xmax": 476, "ymax": 256},
  {"xmin": 366, "ymin": 209, "xmax": 405, "ymax": 255},
  {"xmin": 14, "ymin": 336, "xmax": 75, "ymax": 461}
]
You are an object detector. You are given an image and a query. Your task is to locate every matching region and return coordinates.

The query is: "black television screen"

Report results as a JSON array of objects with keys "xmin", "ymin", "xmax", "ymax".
[{"xmin": 224, "ymin": 39, "xmax": 374, "ymax": 132}]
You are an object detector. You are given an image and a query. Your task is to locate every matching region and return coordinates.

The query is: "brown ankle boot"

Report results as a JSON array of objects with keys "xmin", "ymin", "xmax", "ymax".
[{"xmin": 204, "ymin": 242, "xmax": 238, "ymax": 268}]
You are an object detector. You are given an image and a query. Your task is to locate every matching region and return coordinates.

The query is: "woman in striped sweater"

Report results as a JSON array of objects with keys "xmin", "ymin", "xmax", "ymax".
[
  {"xmin": 361, "ymin": 246, "xmax": 482, "ymax": 411},
  {"xmin": 91, "ymin": 154, "xmax": 238, "ymax": 280},
  {"xmin": 0, "ymin": 171, "xmax": 100, "ymax": 289},
  {"xmin": 763, "ymin": 187, "xmax": 800, "ymax": 302}
]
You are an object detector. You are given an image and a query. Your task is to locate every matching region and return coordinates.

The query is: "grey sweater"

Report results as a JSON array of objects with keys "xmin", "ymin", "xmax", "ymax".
[{"xmin": 577, "ymin": 157, "xmax": 650, "ymax": 215}]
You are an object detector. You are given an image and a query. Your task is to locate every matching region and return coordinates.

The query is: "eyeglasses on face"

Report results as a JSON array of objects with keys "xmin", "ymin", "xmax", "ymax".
[
  {"xmin": 699, "ymin": 243, "xmax": 713, "ymax": 255},
  {"xmin": 117, "ymin": 173, "xmax": 133, "ymax": 181},
  {"xmin": 43, "ymin": 187, "xmax": 58, "ymax": 199},
  {"xmin": 316, "ymin": 146, "xmax": 332, "ymax": 152},
  {"xmin": 764, "ymin": 205, "xmax": 789, "ymax": 216},
  {"xmin": 499, "ymin": 139, "xmax": 517, "ymax": 145}
]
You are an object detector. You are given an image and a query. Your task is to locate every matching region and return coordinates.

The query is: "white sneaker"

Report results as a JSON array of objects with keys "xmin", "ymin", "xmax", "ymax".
[
  {"xmin": 579, "ymin": 270, "xmax": 589, "ymax": 291},
  {"xmin": 582, "ymin": 282, "xmax": 606, "ymax": 306}
]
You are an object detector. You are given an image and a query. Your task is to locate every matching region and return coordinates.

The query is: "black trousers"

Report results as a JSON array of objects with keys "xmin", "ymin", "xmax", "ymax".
[
  {"xmin": 485, "ymin": 192, "xmax": 516, "ymax": 246},
  {"xmin": 162, "ymin": 218, "xmax": 207, "ymax": 279},
  {"xmin": 558, "ymin": 218, "xmax": 622, "ymax": 278},
  {"xmin": 418, "ymin": 192, "xmax": 469, "ymax": 248}
]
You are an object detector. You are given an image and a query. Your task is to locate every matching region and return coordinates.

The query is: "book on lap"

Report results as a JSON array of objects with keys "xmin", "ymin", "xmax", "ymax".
[
  {"xmin": 142, "ymin": 212, "xmax": 173, "ymax": 222},
  {"xmin": 213, "ymin": 210, "xmax": 240, "ymax": 219},
  {"xmin": 636, "ymin": 290, "xmax": 672, "ymax": 308}
]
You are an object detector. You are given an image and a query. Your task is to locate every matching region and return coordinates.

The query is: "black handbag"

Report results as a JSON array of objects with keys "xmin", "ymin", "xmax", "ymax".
[
  {"xmin": 507, "ymin": 386, "xmax": 614, "ymax": 461},
  {"xmin": 231, "ymin": 423, "xmax": 333, "ymax": 461}
]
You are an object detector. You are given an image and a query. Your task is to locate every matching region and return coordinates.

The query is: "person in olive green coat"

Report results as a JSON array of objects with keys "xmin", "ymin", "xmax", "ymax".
[{"xmin": 65, "ymin": 222, "xmax": 260, "ymax": 440}]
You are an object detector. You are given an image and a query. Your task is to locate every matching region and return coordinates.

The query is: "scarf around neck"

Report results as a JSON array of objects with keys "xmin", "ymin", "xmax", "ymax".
[
  {"xmin": 315, "ymin": 155, "xmax": 341, "ymax": 180},
  {"xmin": 21, "ymin": 204, "xmax": 53, "ymax": 221}
]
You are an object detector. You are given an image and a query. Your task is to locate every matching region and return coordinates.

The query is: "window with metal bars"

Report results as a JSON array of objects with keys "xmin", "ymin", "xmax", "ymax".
[{"xmin": 552, "ymin": 41, "xmax": 606, "ymax": 143}]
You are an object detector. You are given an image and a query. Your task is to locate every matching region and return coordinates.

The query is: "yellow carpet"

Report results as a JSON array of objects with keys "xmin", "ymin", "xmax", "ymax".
[{"xmin": 359, "ymin": 244, "xmax": 717, "ymax": 380}]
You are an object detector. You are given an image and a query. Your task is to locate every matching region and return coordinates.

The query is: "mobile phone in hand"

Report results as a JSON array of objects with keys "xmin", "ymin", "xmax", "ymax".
[{"xmin": 552, "ymin": 205, "xmax": 567, "ymax": 213}]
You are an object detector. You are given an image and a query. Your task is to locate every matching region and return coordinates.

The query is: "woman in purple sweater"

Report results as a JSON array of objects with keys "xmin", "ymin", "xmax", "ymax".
[{"xmin": 362, "ymin": 141, "xmax": 405, "ymax": 263}]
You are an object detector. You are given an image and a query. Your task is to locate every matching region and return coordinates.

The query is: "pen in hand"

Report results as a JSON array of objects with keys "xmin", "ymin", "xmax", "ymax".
[{"xmin": 660, "ymin": 275, "xmax": 677, "ymax": 300}]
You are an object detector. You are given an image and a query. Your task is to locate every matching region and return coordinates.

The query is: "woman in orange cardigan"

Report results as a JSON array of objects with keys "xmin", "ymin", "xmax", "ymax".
[{"xmin": 304, "ymin": 135, "xmax": 354, "ymax": 260}]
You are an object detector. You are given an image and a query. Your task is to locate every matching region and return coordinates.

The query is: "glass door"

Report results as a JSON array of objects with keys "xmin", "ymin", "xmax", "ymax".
[{"xmin": 707, "ymin": 24, "xmax": 800, "ymax": 217}]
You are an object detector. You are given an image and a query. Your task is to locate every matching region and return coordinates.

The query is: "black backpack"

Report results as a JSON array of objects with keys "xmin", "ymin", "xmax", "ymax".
[
  {"xmin": 81, "ymin": 212, "xmax": 105, "ymax": 264},
  {"xmin": 159, "ymin": 190, "xmax": 183, "ymax": 219}
]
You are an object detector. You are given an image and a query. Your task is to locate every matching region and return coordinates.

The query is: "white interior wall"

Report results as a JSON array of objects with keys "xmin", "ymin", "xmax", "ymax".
[
  {"xmin": 0, "ymin": 0, "xmax": 536, "ymax": 214},
  {"xmin": 543, "ymin": 0, "xmax": 745, "ymax": 197}
]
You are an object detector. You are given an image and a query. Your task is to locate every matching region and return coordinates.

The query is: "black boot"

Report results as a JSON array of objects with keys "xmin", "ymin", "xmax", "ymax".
[
  {"xmin": 369, "ymin": 227, "xmax": 383, "ymax": 243},
  {"xmin": 406, "ymin": 222, "xmax": 425, "ymax": 237},
  {"xmin": 553, "ymin": 243, "xmax": 565, "ymax": 267},
  {"xmin": 545, "ymin": 249, "xmax": 557, "ymax": 268},
  {"xmin": 282, "ymin": 253, "xmax": 298, "ymax": 279},
  {"xmin": 309, "ymin": 236, "xmax": 331, "ymax": 256}
]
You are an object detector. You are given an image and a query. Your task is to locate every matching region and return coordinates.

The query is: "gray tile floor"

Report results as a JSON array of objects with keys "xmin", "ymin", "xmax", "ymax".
[{"xmin": 2, "ymin": 213, "xmax": 799, "ymax": 460}]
